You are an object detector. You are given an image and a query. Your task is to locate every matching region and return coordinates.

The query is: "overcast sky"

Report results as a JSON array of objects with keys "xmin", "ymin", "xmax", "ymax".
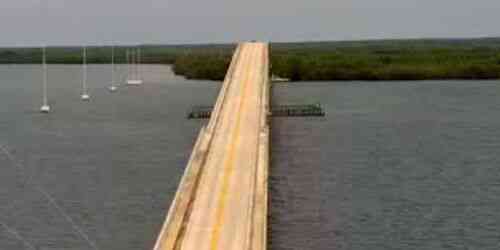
[{"xmin": 1, "ymin": 0, "xmax": 499, "ymax": 46}]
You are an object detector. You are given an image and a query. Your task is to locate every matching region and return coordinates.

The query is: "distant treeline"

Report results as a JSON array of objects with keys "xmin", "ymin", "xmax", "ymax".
[
  {"xmin": 1, "ymin": 38, "xmax": 500, "ymax": 81},
  {"xmin": 271, "ymin": 38, "xmax": 500, "ymax": 81},
  {"xmin": 0, "ymin": 45, "xmax": 233, "ymax": 65}
]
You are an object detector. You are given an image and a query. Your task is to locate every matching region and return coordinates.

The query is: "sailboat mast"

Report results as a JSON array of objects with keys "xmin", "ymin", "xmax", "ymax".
[
  {"xmin": 42, "ymin": 46, "xmax": 48, "ymax": 106},
  {"xmin": 132, "ymin": 49, "xmax": 135, "ymax": 79},
  {"xmin": 132, "ymin": 49, "xmax": 137, "ymax": 80},
  {"xmin": 39, "ymin": 0, "xmax": 50, "ymax": 112},
  {"xmin": 137, "ymin": 47, "xmax": 141, "ymax": 80},
  {"xmin": 134, "ymin": 49, "xmax": 137, "ymax": 80},
  {"xmin": 83, "ymin": 46, "xmax": 87, "ymax": 94},
  {"xmin": 126, "ymin": 49, "xmax": 130, "ymax": 80},
  {"xmin": 111, "ymin": 45, "xmax": 115, "ymax": 84}
]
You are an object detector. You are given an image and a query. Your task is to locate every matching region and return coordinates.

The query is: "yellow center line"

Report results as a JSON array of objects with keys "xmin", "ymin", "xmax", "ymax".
[{"xmin": 209, "ymin": 44, "xmax": 256, "ymax": 250}]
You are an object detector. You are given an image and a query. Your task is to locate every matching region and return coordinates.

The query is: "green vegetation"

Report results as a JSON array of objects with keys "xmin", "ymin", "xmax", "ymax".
[
  {"xmin": 169, "ymin": 45, "xmax": 234, "ymax": 81},
  {"xmin": 1, "ymin": 38, "xmax": 500, "ymax": 81},
  {"xmin": 0, "ymin": 44, "xmax": 235, "ymax": 81},
  {"xmin": 271, "ymin": 38, "xmax": 500, "ymax": 81}
]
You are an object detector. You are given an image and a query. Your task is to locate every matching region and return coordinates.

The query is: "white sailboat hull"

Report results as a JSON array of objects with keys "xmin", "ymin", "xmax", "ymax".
[
  {"xmin": 127, "ymin": 80, "xmax": 143, "ymax": 85},
  {"xmin": 40, "ymin": 105, "xmax": 50, "ymax": 113},
  {"xmin": 108, "ymin": 85, "xmax": 117, "ymax": 92}
]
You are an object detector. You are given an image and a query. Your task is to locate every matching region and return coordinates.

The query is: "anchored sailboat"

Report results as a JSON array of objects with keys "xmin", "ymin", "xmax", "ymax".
[
  {"xmin": 81, "ymin": 46, "xmax": 90, "ymax": 101},
  {"xmin": 108, "ymin": 45, "xmax": 117, "ymax": 92},
  {"xmin": 40, "ymin": 46, "xmax": 50, "ymax": 113},
  {"xmin": 127, "ymin": 47, "xmax": 143, "ymax": 85}
]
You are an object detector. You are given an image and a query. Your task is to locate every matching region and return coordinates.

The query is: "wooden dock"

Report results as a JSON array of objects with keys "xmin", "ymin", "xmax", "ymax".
[{"xmin": 188, "ymin": 104, "xmax": 325, "ymax": 119}]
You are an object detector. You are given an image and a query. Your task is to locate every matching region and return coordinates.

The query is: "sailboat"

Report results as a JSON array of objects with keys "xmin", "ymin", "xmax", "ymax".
[
  {"xmin": 108, "ymin": 45, "xmax": 117, "ymax": 92},
  {"xmin": 81, "ymin": 46, "xmax": 90, "ymax": 101},
  {"xmin": 137, "ymin": 47, "xmax": 142, "ymax": 83},
  {"xmin": 40, "ymin": 46, "xmax": 50, "ymax": 113},
  {"xmin": 127, "ymin": 47, "xmax": 143, "ymax": 85}
]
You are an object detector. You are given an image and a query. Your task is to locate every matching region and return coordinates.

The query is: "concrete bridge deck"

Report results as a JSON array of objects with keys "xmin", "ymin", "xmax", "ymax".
[{"xmin": 153, "ymin": 42, "xmax": 270, "ymax": 250}]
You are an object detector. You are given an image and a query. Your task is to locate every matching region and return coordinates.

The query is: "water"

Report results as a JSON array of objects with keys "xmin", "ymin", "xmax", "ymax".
[
  {"xmin": 2, "ymin": 66, "xmax": 500, "ymax": 250},
  {"xmin": 0, "ymin": 65, "xmax": 219, "ymax": 250},
  {"xmin": 270, "ymin": 81, "xmax": 500, "ymax": 250}
]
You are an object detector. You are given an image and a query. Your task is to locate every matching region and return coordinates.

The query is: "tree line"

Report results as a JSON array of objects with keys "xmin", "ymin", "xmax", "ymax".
[{"xmin": 1, "ymin": 38, "xmax": 499, "ymax": 81}]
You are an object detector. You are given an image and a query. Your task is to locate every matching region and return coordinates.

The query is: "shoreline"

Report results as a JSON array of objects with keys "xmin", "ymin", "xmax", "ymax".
[
  {"xmin": 1, "ymin": 63, "xmax": 499, "ymax": 82},
  {"xmin": 1, "ymin": 38, "xmax": 499, "ymax": 82}
]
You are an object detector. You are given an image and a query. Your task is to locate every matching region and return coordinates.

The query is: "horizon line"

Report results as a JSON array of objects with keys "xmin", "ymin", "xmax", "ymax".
[{"xmin": 1, "ymin": 35, "xmax": 499, "ymax": 49}]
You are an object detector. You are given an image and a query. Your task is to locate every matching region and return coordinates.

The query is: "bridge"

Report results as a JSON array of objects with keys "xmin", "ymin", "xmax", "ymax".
[{"xmin": 153, "ymin": 42, "xmax": 270, "ymax": 250}]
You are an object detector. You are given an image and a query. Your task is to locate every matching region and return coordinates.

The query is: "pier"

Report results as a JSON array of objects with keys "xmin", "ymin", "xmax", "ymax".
[
  {"xmin": 188, "ymin": 104, "xmax": 326, "ymax": 119},
  {"xmin": 153, "ymin": 42, "xmax": 270, "ymax": 250}
]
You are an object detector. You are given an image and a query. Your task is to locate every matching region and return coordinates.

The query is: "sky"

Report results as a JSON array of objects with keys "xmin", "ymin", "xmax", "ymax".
[{"xmin": 1, "ymin": 0, "xmax": 499, "ymax": 46}]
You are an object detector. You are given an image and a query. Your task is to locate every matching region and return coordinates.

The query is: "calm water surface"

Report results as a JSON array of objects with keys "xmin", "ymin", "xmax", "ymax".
[
  {"xmin": 0, "ymin": 65, "xmax": 218, "ymax": 250},
  {"xmin": 270, "ymin": 81, "xmax": 500, "ymax": 250},
  {"xmin": 1, "ymin": 65, "xmax": 500, "ymax": 250}
]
